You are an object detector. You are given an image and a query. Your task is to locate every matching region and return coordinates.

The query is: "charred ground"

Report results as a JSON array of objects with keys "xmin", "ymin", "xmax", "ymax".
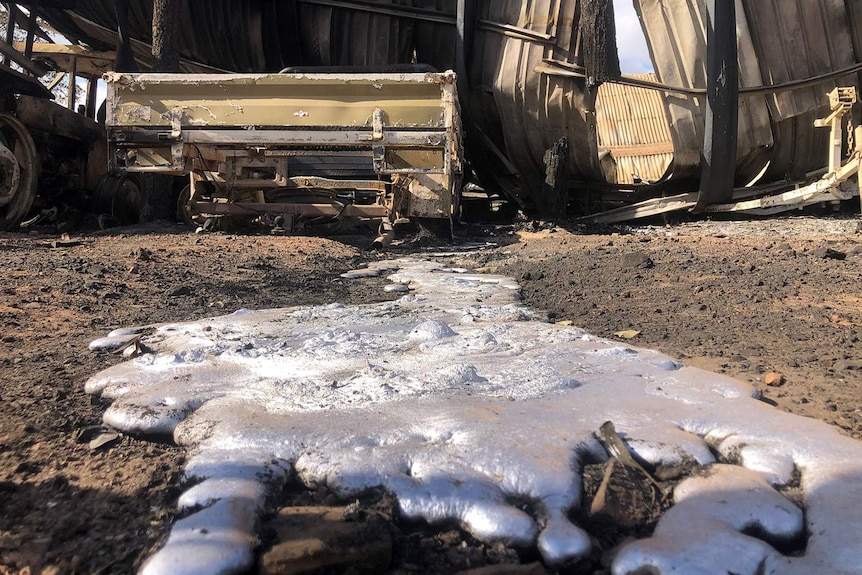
[{"xmin": 1, "ymin": 215, "xmax": 860, "ymax": 574}]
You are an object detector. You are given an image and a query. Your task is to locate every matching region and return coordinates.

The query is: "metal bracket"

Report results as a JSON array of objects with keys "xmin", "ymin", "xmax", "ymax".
[
  {"xmin": 169, "ymin": 107, "xmax": 183, "ymax": 140},
  {"xmin": 814, "ymin": 87, "xmax": 856, "ymax": 174},
  {"xmin": 360, "ymin": 108, "xmax": 386, "ymax": 142},
  {"xmin": 372, "ymin": 107, "xmax": 385, "ymax": 142}
]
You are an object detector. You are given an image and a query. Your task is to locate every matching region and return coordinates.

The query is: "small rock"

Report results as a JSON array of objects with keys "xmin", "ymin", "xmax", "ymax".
[
  {"xmin": 168, "ymin": 286, "xmax": 193, "ymax": 297},
  {"xmin": 621, "ymin": 251, "xmax": 654, "ymax": 270},
  {"xmin": 833, "ymin": 359, "xmax": 862, "ymax": 371},
  {"xmin": 764, "ymin": 372, "xmax": 785, "ymax": 387},
  {"xmin": 813, "ymin": 247, "xmax": 846, "ymax": 260},
  {"xmin": 88, "ymin": 431, "xmax": 121, "ymax": 451}
]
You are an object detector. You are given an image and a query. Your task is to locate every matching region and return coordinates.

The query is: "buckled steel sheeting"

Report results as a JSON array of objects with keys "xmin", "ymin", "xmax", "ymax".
[
  {"xmin": 635, "ymin": 0, "xmax": 862, "ymax": 186},
  {"xmin": 35, "ymin": 0, "xmax": 862, "ymax": 210}
]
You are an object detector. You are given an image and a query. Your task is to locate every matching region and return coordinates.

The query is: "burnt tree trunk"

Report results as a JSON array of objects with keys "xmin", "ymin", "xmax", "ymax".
[
  {"xmin": 147, "ymin": 0, "xmax": 183, "ymax": 221},
  {"xmin": 152, "ymin": 0, "xmax": 181, "ymax": 72},
  {"xmin": 580, "ymin": 0, "xmax": 621, "ymax": 85}
]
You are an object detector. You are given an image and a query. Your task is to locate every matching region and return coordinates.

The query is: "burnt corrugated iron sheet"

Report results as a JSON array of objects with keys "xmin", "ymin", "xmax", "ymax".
[
  {"xmin": 34, "ymin": 0, "xmax": 862, "ymax": 208},
  {"xmin": 39, "ymin": 0, "xmax": 604, "ymax": 210},
  {"xmin": 595, "ymin": 73, "xmax": 672, "ymax": 184},
  {"xmin": 468, "ymin": 0, "xmax": 605, "ymax": 206},
  {"xmin": 635, "ymin": 0, "xmax": 861, "ymax": 185}
]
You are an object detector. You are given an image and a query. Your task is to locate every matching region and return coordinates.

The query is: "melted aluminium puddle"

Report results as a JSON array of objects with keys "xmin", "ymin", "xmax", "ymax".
[{"xmin": 85, "ymin": 259, "xmax": 862, "ymax": 575}]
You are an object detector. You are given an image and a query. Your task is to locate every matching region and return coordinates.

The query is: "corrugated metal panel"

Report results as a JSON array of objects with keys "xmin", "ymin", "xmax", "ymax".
[
  {"xmin": 634, "ymin": 0, "xmax": 774, "ymax": 184},
  {"xmin": 743, "ymin": 0, "xmax": 858, "ymax": 122},
  {"xmin": 595, "ymin": 73, "xmax": 673, "ymax": 183},
  {"xmin": 740, "ymin": 0, "xmax": 857, "ymax": 181},
  {"xmin": 635, "ymin": 0, "xmax": 860, "ymax": 185},
  {"xmin": 466, "ymin": 0, "xmax": 604, "ymax": 206},
  {"xmin": 39, "ymin": 0, "xmax": 602, "ymax": 211},
  {"xmin": 34, "ymin": 0, "xmax": 862, "ymax": 209}
]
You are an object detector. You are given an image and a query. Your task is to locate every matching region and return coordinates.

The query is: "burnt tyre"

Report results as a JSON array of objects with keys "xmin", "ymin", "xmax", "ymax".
[
  {"xmin": 0, "ymin": 114, "xmax": 39, "ymax": 231},
  {"xmin": 93, "ymin": 171, "xmax": 145, "ymax": 225}
]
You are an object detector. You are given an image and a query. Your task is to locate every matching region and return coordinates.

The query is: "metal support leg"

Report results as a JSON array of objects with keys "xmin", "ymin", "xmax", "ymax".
[{"xmin": 114, "ymin": 0, "xmax": 137, "ymax": 72}]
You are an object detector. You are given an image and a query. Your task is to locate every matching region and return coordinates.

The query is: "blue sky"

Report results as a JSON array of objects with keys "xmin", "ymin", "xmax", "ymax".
[{"xmin": 614, "ymin": 1, "xmax": 653, "ymax": 73}]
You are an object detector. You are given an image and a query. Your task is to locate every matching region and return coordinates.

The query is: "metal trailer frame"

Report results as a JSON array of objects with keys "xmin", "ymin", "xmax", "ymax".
[{"xmin": 104, "ymin": 71, "xmax": 463, "ymax": 231}]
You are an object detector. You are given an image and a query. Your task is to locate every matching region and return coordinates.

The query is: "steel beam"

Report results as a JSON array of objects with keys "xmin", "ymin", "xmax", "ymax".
[
  {"xmin": 191, "ymin": 202, "xmax": 389, "ymax": 218},
  {"xmin": 113, "ymin": 0, "xmax": 136, "ymax": 72},
  {"xmin": 695, "ymin": 0, "xmax": 738, "ymax": 210}
]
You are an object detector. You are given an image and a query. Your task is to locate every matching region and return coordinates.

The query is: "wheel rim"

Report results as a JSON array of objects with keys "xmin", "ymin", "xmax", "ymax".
[
  {"xmin": 0, "ymin": 114, "xmax": 39, "ymax": 232},
  {"xmin": 0, "ymin": 141, "xmax": 21, "ymax": 206},
  {"xmin": 176, "ymin": 184, "xmax": 204, "ymax": 227}
]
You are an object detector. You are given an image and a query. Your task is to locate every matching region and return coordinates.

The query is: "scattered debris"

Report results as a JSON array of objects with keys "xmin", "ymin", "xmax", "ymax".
[
  {"xmin": 50, "ymin": 237, "xmax": 84, "ymax": 249},
  {"xmin": 260, "ymin": 505, "xmax": 392, "ymax": 575},
  {"xmin": 613, "ymin": 330, "xmax": 641, "ymax": 340},
  {"xmin": 132, "ymin": 247, "xmax": 153, "ymax": 262},
  {"xmin": 764, "ymin": 372, "xmax": 786, "ymax": 387},
  {"xmin": 88, "ymin": 431, "xmax": 121, "ymax": 451}
]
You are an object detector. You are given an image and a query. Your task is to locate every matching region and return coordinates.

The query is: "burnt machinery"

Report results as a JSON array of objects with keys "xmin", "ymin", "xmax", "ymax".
[
  {"xmin": 104, "ymin": 70, "xmax": 462, "ymax": 233},
  {"xmin": 1, "ymin": 2, "xmax": 116, "ymax": 232},
  {"xmin": 4, "ymin": 1, "xmax": 862, "ymax": 228}
]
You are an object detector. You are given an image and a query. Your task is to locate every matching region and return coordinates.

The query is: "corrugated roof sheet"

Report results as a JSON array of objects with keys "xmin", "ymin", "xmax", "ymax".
[{"xmin": 595, "ymin": 73, "xmax": 673, "ymax": 184}]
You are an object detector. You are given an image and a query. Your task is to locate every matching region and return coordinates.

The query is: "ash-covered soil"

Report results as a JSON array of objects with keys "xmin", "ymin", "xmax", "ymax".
[
  {"xmin": 1, "ymin": 214, "xmax": 860, "ymax": 574},
  {"xmin": 475, "ymin": 216, "xmax": 862, "ymax": 440}
]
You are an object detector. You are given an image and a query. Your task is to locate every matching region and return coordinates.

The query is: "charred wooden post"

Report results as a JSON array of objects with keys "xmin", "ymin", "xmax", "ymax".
[
  {"xmin": 113, "ymin": 0, "xmax": 136, "ymax": 71},
  {"xmin": 579, "ymin": 0, "xmax": 621, "ymax": 85},
  {"xmin": 66, "ymin": 54, "xmax": 76, "ymax": 109},
  {"xmin": 152, "ymin": 0, "xmax": 180, "ymax": 72},
  {"xmin": 540, "ymin": 137, "xmax": 570, "ymax": 220},
  {"xmin": 695, "ymin": 0, "xmax": 738, "ymax": 209},
  {"xmin": 147, "ymin": 0, "xmax": 183, "ymax": 221},
  {"xmin": 85, "ymin": 76, "xmax": 97, "ymax": 118}
]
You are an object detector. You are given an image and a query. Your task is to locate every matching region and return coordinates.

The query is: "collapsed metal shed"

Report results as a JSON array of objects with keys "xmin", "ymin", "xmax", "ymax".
[
  {"xmin": 595, "ymin": 72, "xmax": 673, "ymax": 185},
  {"xmin": 20, "ymin": 0, "xmax": 862, "ymax": 217}
]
